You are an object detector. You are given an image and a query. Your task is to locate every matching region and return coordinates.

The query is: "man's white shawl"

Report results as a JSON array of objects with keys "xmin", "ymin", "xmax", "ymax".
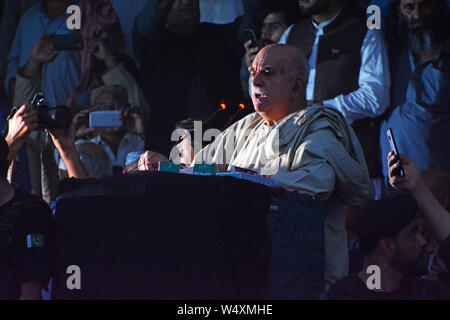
[{"xmin": 193, "ymin": 104, "xmax": 370, "ymax": 206}]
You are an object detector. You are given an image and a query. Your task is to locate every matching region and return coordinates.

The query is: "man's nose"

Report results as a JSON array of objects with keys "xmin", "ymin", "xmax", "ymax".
[
  {"xmin": 252, "ymin": 71, "xmax": 263, "ymax": 87},
  {"xmin": 261, "ymin": 27, "xmax": 270, "ymax": 40},
  {"xmin": 411, "ymin": 5, "xmax": 424, "ymax": 21}
]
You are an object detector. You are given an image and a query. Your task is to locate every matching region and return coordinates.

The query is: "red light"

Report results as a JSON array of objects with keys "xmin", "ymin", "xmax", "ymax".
[
  {"xmin": 238, "ymin": 103, "xmax": 245, "ymax": 109},
  {"xmin": 220, "ymin": 103, "xmax": 227, "ymax": 110}
]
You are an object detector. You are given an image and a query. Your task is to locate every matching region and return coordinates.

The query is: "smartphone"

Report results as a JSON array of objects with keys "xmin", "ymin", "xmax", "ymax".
[
  {"xmin": 51, "ymin": 34, "xmax": 83, "ymax": 51},
  {"xmin": 386, "ymin": 128, "xmax": 404, "ymax": 177},
  {"xmin": 89, "ymin": 111, "xmax": 123, "ymax": 128},
  {"xmin": 243, "ymin": 29, "xmax": 258, "ymax": 48}
]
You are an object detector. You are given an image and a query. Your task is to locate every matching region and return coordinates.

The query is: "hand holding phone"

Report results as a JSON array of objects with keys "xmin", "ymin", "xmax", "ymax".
[
  {"xmin": 244, "ymin": 29, "xmax": 258, "ymax": 48},
  {"xmin": 244, "ymin": 29, "xmax": 259, "ymax": 68},
  {"xmin": 386, "ymin": 128, "xmax": 404, "ymax": 177}
]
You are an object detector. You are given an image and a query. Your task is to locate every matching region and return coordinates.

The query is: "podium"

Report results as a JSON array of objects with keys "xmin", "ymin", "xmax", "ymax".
[{"xmin": 51, "ymin": 172, "xmax": 326, "ymax": 299}]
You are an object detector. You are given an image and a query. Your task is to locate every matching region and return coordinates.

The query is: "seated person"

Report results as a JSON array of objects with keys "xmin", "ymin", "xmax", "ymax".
[
  {"xmin": 140, "ymin": 45, "xmax": 370, "ymax": 290},
  {"xmin": 69, "ymin": 84, "xmax": 145, "ymax": 173},
  {"xmin": 0, "ymin": 130, "xmax": 52, "ymax": 300}
]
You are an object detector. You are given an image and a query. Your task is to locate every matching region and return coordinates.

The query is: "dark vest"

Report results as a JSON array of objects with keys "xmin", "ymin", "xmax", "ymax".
[{"xmin": 287, "ymin": 7, "xmax": 381, "ymax": 178}]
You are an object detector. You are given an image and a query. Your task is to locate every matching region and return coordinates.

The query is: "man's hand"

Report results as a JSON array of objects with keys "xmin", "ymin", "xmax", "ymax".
[
  {"xmin": 85, "ymin": 38, "xmax": 118, "ymax": 70},
  {"xmin": 23, "ymin": 34, "xmax": 59, "ymax": 79},
  {"xmin": 29, "ymin": 34, "xmax": 60, "ymax": 65},
  {"xmin": 72, "ymin": 109, "xmax": 95, "ymax": 140},
  {"xmin": 49, "ymin": 124, "xmax": 88, "ymax": 179},
  {"xmin": 48, "ymin": 123, "xmax": 77, "ymax": 157},
  {"xmin": 5, "ymin": 104, "xmax": 38, "ymax": 160},
  {"xmin": 244, "ymin": 40, "xmax": 259, "ymax": 68},
  {"xmin": 137, "ymin": 150, "xmax": 169, "ymax": 171},
  {"xmin": 122, "ymin": 107, "xmax": 145, "ymax": 136},
  {"xmin": 388, "ymin": 151, "xmax": 424, "ymax": 196}
]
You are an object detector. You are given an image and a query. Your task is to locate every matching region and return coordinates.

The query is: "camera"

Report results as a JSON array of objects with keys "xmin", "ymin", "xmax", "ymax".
[{"xmin": 30, "ymin": 93, "xmax": 73, "ymax": 129}]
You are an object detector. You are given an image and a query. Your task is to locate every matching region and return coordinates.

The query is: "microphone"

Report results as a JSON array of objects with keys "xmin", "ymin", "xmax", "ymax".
[
  {"xmin": 204, "ymin": 99, "xmax": 233, "ymax": 131},
  {"xmin": 221, "ymin": 103, "xmax": 247, "ymax": 129}
]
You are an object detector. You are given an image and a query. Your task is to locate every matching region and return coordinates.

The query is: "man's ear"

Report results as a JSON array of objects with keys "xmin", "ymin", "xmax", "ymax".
[
  {"xmin": 379, "ymin": 237, "xmax": 397, "ymax": 257},
  {"xmin": 291, "ymin": 75, "xmax": 305, "ymax": 97}
]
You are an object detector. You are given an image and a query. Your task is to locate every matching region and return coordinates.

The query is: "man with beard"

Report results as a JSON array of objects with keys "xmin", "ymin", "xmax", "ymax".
[
  {"xmin": 325, "ymin": 194, "xmax": 450, "ymax": 300},
  {"xmin": 379, "ymin": 0, "xmax": 450, "ymax": 197},
  {"xmin": 279, "ymin": 0, "xmax": 390, "ymax": 194}
]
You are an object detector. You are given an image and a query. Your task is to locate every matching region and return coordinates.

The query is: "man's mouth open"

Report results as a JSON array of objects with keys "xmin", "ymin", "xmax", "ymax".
[{"xmin": 255, "ymin": 93, "xmax": 269, "ymax": 99}]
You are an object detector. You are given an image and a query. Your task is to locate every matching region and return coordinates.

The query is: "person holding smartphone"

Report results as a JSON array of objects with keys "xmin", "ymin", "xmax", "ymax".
[
  {"xmin": 241, "ymin": 1, "xmax": 299, "ymax": 99},
  {"xmin": 379, "ymin": 0, "xmax": 450, "ymax": 197},
  {"xmin": 65, "ymin": 84, "xmax": 145, "ymax": 174}
]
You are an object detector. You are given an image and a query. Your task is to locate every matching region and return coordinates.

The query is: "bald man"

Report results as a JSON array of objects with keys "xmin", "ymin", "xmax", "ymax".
[{"xmin": 193, "ymin": 44, "xmax": 371, "ymax": 290}]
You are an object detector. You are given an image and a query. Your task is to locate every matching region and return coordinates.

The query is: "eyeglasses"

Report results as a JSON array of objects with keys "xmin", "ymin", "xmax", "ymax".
[{"xmin": 92, "ymin": 103, "xmax": 126, "ymax": 111}]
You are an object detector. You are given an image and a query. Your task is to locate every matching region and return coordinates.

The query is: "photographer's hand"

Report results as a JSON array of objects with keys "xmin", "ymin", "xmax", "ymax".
[
  {"xmin": 23, "ymin": 34, "xmax": 60, "ymax": 79},
  {"xmin": 72, "ymin": 109, "xmax": 95, "ymax": 140},
  {"xmin": 5, "ymin": 104, "xmax": 38, "ymax": 161},
  {"xmin": 122, "ymin": 107, "xmax": 145, "ymax": 137},
  {"xmin": 49, "ymin": 123, "xmax": 88, "ymax": 179}
]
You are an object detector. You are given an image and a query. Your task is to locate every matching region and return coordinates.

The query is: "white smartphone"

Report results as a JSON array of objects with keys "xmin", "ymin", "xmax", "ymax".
[{"xmin": 89, "ymin": 111, "xmax": 123, "ymax": 128}]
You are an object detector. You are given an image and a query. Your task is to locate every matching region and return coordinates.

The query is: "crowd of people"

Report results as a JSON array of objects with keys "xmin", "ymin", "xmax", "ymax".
[{"xmin": 0, "ymin": 0, "xmax": 449, "ymax": 300}]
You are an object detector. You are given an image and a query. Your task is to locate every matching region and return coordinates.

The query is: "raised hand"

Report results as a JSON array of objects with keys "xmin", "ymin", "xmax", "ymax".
[
  {"xmin": 29, "ymin": 34, "xmax": 60, "ymax": 64},
  {"xmin": 388, "ymin": 151, "xmax": 423, "ymax": 195}
]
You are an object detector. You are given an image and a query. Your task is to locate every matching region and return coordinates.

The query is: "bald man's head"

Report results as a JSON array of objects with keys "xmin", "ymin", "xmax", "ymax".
[
  {"xmin": 250, "ymin": 44, "xmax": 308, "ymax": 124},
  {"xmin": 257, "ymin": 44, "xmax": 309, "ymax": 80}
]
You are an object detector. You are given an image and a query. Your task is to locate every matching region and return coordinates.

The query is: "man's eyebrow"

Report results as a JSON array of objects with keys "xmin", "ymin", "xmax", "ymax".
[
  {"xmin": 249, "ymin": 64, "xmax": 274, "ymax": 73},
  {"xmin": 261, "ymin": 65, "xmax": 273, "ymax": 70}
]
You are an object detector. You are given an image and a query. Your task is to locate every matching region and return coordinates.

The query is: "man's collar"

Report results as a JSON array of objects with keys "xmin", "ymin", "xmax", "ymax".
[
  {"xmin": 311, "ymin": 9, "xmax": 342, "ymax": 30},
  {"xmin": 408, "ymin": 44, "xmax": 443, "ymax": 69},
  {"xmin": 263, "ymin": 109, "xmax": 302, "ymax": 127}
]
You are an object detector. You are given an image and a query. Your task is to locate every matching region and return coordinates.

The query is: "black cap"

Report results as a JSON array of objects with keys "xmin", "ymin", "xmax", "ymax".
[{"xmin": 355, "ymin": 195, "xmax": 418, "ymax": 254}]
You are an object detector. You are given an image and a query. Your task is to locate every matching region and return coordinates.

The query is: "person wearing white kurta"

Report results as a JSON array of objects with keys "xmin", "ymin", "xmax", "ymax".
[{"xmin": 193, "ymin": 44, "xmax": 371, "ymax": 290}]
